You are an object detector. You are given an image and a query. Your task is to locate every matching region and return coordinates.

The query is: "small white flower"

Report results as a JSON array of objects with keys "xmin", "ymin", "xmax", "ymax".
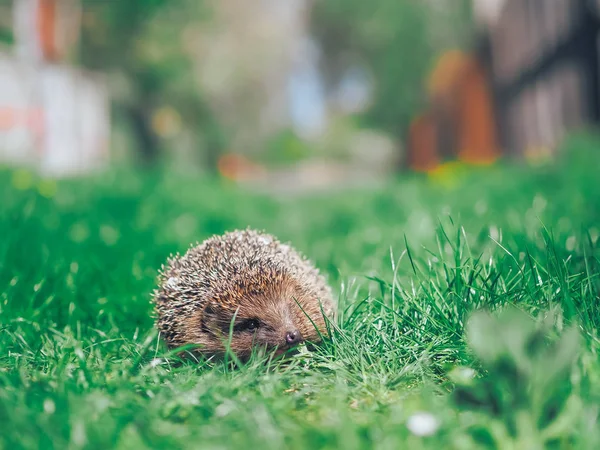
[
  {"xmin": 43, "ymin": 399, "xmax": 56, "ymax": 414},
  {"xmin": 150, "ymin": 358, "xmax": 163, "ymax": 368},
  {"xmin": 406, "ymin": 411, "xmax": 440, "ymax": 437},
  {"xmin": 448, "ymin": 366, "xmax": 477, "ymax": 385},
  {"xmin": 458, "ymin": 367, "xmax": 476, "ymax": 380},
  {"xmin": 166, "ymin": 277, "xmax": 178, "ymax": 288}
]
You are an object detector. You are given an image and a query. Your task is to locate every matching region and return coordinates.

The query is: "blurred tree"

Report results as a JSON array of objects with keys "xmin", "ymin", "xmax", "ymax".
[
  {"xmin": 184, "ymin": 0, "xmax": 314, "ymax": 161},
  {"xmin": 78, "ymin": 0, "xmax": 226, "ymax": 170},
  {"xmin": 0, "ymin": 1, "xmax": 13, "ymax": 45},
  {"xmin": 311, "ymin": 0, "xmax": 473, "ymax": 161}
]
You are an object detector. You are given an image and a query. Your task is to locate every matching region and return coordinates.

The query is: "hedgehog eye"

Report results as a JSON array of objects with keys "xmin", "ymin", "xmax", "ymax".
[
  {"xmin": 246, "ymin": 319, "xmax": 259, "ymax": 331},
  {"xmin": 236, "ymin": 319, "xmax": 260, "ymax": 332}
]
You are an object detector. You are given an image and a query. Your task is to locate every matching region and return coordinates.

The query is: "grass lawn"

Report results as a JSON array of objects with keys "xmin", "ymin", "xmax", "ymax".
[{"xmin": 1, "ymin": 135, "xmax": 600, "ymax": 449}]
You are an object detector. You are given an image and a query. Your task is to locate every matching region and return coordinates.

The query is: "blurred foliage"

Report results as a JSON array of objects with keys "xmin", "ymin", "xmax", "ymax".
[
  {"xmin": 311, "ymin": 0, "xmax": 474, "ymax": 139},
  {"xmin": 453, "ymin": 308, "xmax": 582, "ymax": 448},
  {"xmin": 3, "ymin": 1, "xmax": 476, "ymax": 168},
  {"xmin": 79, "ymin": 0, "xmax": 226, "ymax": 169},
  {"xmin": 261, "ymin": 130, "xmax": 315, "ymax": 167},
  {"xmin": 80, "ymin": 0, "xmax": 177, "ymax": 70},
  {"xmin": 0, "ymin": 2, "xmax": 13, "ymax": 45},
  {"xmin": 0, "ymin": 29, "xmax": 11, "ymax": 46},
  {"xmin": 74, "ymin": 0, "xmax": 476, "ymax": 168}
]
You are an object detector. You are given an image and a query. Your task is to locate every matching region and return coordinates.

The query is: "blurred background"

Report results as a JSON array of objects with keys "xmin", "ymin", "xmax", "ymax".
[{"xmin": 0, "ymin": 0, "xmax": 598, "ymax": 191}]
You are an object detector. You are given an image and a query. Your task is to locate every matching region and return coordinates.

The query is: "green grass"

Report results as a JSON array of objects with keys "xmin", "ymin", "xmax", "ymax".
[{"xmin": 1, "ymin": 134, "xmax": 600, "ymax": 449}]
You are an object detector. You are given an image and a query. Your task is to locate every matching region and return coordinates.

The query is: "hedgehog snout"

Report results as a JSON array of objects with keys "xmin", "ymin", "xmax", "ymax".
[{"xmin": 285, "ymin": 330, "xmax": 303, "ymax": 346}]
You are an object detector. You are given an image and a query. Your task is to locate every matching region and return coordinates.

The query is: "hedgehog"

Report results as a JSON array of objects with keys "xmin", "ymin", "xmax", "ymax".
[{"xmin": 153, "ymin": 229, "xmax": 335, "ymax": 359}]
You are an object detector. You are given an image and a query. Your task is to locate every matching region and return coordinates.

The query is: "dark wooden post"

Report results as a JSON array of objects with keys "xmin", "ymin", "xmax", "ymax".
[{"xmin": 578, "ymin": 0, "xmax": 600, "ymax": 123}]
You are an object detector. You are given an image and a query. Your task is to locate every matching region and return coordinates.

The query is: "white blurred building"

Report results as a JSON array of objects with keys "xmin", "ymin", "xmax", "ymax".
[{"xmin": 0, "ymin": 0, "xmax": 109, "ymax": 177}]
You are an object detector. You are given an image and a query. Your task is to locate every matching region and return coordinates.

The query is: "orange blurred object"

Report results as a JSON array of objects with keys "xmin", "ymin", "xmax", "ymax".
[
  {"xmin": 427, "ymin": 50, "xmax": 471, "ymax": 102},
  {"xmin": 37, "ymin": 0, "xmax": 59, "ymax": 62},
  {"xmin": 0, "ymin": 107, "xmax": 44, "ymax": 132},
  {"xmin": 0, "ymin": 108, "xmax": 19, "ymax": 129},
  {"xmin": 407, "ymin": 114, "xmax": 440, "ymax": 172},
  {"xmin": 217, "ymin": 153, "xmax": 265, "ymax": 181},
  {"xmin": 455, "ymin": 59, "xmax": 500, "ymax": 165},
  {"xmin": 414, "ymin": 50, "xmax": 500, "ymax": 168}
]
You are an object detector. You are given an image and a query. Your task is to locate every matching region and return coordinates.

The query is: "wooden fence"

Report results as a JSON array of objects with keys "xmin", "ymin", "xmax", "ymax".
[
  {"xmin": 408, "ymin": 0, "xmax": 600, "ymax": 170},
  {"xmin": 488, "ymin": 0, "xmax": 600, "ymax": 156}
]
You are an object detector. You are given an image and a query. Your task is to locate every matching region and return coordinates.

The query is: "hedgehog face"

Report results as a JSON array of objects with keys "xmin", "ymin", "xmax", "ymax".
[
  {"xmin": 154, "ymin": 229, "xmax": 335, "ymax": 360},
  {"xmin": 200, "ymin": 289, "xmax": 327, "ymax": 358}
]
